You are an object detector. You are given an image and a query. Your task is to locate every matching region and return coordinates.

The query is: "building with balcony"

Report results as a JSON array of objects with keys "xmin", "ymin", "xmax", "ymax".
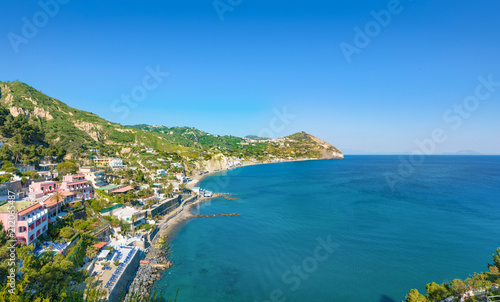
[
  {"xmin": 144, "ymin": 195, "xmax": 181, "ymax": 218},
  {"xmin": 93, "ymin": 157, "xmax": 109, "ymax": 167},
  {"xmin": 29, "ymin": 174, "xmax": 94, "ymax": 202},
  {"xmin": 109, "ymin": 158, "xmax": 124, "ymax": 169},
  {"xmin": 44, "ymin": 192, "xmax": 79, "ymax": 222},
  {"xmin": 81, "ymin": 169, "xmax": 107, "ymax": 188},
  {"xmin": 14, "ymin": 164, "xmax": 35, "ymax": 173},
  {"xmin": 93, "ymin": 157, "xmax": 124, "ymax": 169},
  {"xmin": 0, "ymin": 200, "xmax": 49, "ymax": 245},
  {"xmin": 59, "ymin": 174, "xmax": 93, "ymax": 200}
]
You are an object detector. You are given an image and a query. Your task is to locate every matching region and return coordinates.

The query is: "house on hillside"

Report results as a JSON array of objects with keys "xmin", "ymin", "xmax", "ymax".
[
  {"xmin": 109, "ymin": 158, "xmax": 124, "ymax": 169},
  {"xmin": 112, "ymin": 206, "xmax": 145, "ymax": 227},
  {"xmin": 79, "ymin": 166, "xmax": 95, "ymax": 173},
  {"xmin": 59, "ymin": 174, "xmax": 93, "ymax": 200},
  {"xmin": 15, "ymin": 164, "xmax": 35, "ymax": 173},
  {"xmin": 38, "ymin": 163, "xmax": 57, "ymax": 172},
  {"xmin": 81, "ymin": 169, "xmax": 107, "ymax": 188},
  {"xmin": 29, "ymin": 180, "xmax": 59, "ymax": 199},
  {"xmin": 94, "ymin": 157, "xmax": 125, "ymax": 170}
]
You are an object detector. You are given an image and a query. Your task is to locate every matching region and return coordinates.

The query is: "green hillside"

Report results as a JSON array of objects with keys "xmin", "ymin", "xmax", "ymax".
[{"xmin": 0, "ymin": 80, "xmax": 343, "ymax": 170}]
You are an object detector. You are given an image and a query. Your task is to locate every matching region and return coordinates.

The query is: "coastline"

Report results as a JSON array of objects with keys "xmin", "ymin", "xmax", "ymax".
[
  {"xmin": 157, "ymin": 157, "xmax": 343, "ymax": 242},
  {"xmin": 186, "ymin": 156, "xmax": 340, "ymax": 190},
  {"xmin": 128, "ymin": 157, "xmax": 342, "ymax": 299}
]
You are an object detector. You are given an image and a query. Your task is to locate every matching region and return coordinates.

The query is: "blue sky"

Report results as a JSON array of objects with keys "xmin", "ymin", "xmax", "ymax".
[{"xmin": 1, "ymin": 0, "xmax": 499, "ymax": 154}]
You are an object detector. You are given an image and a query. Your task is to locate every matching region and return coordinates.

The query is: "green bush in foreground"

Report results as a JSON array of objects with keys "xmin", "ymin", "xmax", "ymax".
[{"xmin": 405, "ymin": 246, "xmax": 500, "ymax": 302}]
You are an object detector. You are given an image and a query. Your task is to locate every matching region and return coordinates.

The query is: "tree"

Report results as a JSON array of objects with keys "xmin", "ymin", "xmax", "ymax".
[
  {"xmin": 90, "ymin": 199, "xmax": 102, "ymax": 212},
  {"xmin": 56, "ymin": 161, "xmax": 78, "ymax": 177},
  {"xmin": 10, "ymin": 143, "xmax": 25, "ymax": 164},
  {"xmin": 0, "ymin": 221, "xmax": 7, "ymax": 245},
  {"xmin": 426, "ymin": 282, "xmax": 449, "ymax": 301},
  {"xmin": 21, "ymin": 176, "xmax": 27, "ymax": 186},
  {"xmin": 166, "ymin": 183, "xmax": 173, "ymax": 196},
  {"xmin": 16, "ymin": 244, "xmax": 86, "ymax": 301},
  {"xmin": 450, "ymin": 279, "xmax": 467, "ymax": 297},
  {"xmin": 53, "ymin": 191, "xmax": 63, "ymax": 219},
  {"xmin": 1, "ymin": 160, "xmax": 18, "ymax": 173},
  {"xmin": 86, "ymin": 247, "xmax": 98, "ymax": 260},
  {"xmin": 60, "ymin": 227, "xmax": 75, "ymax": 239},
  {"xmin": 131, "ymin": 215, "xmax": 136, "ymax": 232},
  {"xmin": 0, "ymin": 144, "xmax": 12, "ymax": 161},
  {"xmin": 466, "ymin": 272, "xmax": 492, "ymax": 292},
  {"xmin": 405, "ymin": 289, "xmax": 426, "ymax": 302},
  {"xmin": 27, "ymin": 170, "xmax": 39, "ymax": 180},
  {"xmin": 493, "ymin": 247, "xmax": 500, "ymax": 271}
]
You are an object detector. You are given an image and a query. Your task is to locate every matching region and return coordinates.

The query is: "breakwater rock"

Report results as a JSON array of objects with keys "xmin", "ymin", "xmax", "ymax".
[
  {"xmin": 124, "ymin": 239, "xmax": 172, "ymax": 301},
  {"xmin": 220, "ymin": 193, "xmax": 239, "ymax": 201},
  {"xmin": 192, "ymin": 213, "xmax": 240, "ymax": 218}
]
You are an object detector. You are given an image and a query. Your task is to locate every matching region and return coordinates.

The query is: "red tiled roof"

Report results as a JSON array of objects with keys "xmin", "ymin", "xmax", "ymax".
[
  {"xmin": 93, "ymin": 242, "xmax": 107, "ymax": 249},
  {"xmin": 18, "ymin": 203, "xmax": 42, "ymax": 216}
]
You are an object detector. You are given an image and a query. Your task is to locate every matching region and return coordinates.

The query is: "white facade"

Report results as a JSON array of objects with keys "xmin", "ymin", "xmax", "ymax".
[
  {"xmin": 15, "ymin": 165, "xmax": 35, "ymax": 173},
  {"xmin": 109, "ymin": 158, "xmax": 124, "ymax": 168}
]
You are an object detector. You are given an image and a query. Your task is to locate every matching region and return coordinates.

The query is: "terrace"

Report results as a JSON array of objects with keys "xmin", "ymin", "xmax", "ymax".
[
  {"xmin": 0, "ymin": 200, "xmax": 38, "ymax": 213},
  {"xmin": 34, "ymin": 241, "xmax": 71, "ymax": 257},
  {"xmin": 91, "ymin": 246, "xmax": 139, "ymax": 292}
]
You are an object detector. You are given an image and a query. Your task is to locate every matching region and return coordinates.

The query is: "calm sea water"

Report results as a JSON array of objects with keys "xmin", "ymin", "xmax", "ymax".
[{"xmin": 156, "ymin": 156, "xmax": 500, "ymax": 302}]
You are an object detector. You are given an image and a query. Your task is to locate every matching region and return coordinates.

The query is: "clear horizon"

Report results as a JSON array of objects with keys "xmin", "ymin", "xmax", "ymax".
[{"xmin": 2, "ymin": 0, "xmax": 500, "ymax": 155}]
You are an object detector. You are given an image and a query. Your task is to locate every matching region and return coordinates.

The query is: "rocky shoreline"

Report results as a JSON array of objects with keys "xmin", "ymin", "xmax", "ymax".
[{"xmin": 123, "ymin": 238, "xmax": 172, "ymax": 301}]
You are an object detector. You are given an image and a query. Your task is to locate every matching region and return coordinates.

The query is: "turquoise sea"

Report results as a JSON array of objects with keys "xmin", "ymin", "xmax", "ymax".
[{"xmin": 156, "ymin": 156, "xmax": 500, "ymax": 302}]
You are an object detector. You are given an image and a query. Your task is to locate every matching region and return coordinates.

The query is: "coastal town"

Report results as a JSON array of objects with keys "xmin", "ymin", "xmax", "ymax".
[
  {"xmin": 2, "ymin": 139, "xmax": 259, "ymax": 297},
  {"xmin": 0, "ymin": 151, "xmax": 236, "ymax": 301}
]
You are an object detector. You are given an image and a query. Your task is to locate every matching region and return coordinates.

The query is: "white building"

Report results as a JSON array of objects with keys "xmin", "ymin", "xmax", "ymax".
[
  {"xmin": 15, "ymin": 165, "xmax": 35, "ymax": 173},
  {"xmin": 111, "ymin": 206, "xmax": 144, "ymax": 227},
  {"xmin": 109, "ymin": 158, "xmax": 124, "ymax": 169},
  {"xmin": 156, "ymin": 169, "xmax": 166, "ymax": 176}
]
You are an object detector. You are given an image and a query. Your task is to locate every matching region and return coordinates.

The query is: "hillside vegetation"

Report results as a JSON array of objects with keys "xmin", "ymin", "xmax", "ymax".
[{"xmin": 0, "ymin": 81, "xmax": 343, "ymax": 172}]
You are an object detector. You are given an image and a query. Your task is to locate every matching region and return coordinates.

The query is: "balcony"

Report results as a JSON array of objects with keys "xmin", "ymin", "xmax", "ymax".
[{"xmin": 27, "ymin": 209, "xmax": 48, "ymax": 224}]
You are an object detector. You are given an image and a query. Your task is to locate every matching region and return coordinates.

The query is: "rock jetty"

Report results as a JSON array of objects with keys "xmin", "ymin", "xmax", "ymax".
[{"xmin": 124, "ymin": 238, "xmax": 172, "ymax": 301}]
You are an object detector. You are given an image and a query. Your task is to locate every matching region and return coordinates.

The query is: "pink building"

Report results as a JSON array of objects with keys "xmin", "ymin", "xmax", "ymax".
[
  {"xmin": 28, "ymin": 181, "xmax": 59, "ymax": 199},
  {"xmin": 28, "ymin": 174, "xmax": 94, "ymax": 201},
  {"xmin": 0, "ymin": 200, "xmax": 48, "ymax": 245},
  {"xmin": 59, "ymin": 174, "xmax": 93, "ymax": 200}
]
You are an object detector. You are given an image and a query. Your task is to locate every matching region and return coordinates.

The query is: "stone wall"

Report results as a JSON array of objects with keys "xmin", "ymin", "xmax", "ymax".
[{"xmin": 107, "ymin": 248, "xmax": 141, "ymax": 302}]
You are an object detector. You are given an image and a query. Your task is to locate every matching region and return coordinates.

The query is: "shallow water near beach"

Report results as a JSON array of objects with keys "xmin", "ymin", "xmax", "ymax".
[{"xmin": 156, "ymin": 156, "xmax": 500, "ymax": 302}]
